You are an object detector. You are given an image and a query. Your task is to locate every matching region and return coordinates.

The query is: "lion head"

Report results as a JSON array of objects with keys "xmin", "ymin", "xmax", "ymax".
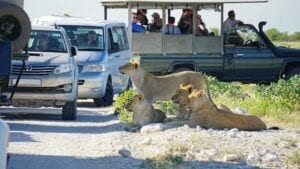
[
  {"xmin": 119, "ymin": 60, "xmax": 140, "ymax": 75},
  {"xmin": 171, "ymin": 83, "xmax": 194, "ymax": 106},
  {"xmin": 125, "ymin": 94, "xmax": 144, "ymax": 112},
  {"xmin": 186, "ymin": 89, "xmax": 206, "ymax": 110}
]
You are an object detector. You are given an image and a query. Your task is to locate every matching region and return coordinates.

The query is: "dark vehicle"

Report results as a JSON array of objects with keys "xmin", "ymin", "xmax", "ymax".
[
  {"xmin": 100, "ymin": 0, "xmax": 300, "ymax": 83},
  {"xmin": 0, "ymin": 0, "xmax": 31, "ymax": 105}
]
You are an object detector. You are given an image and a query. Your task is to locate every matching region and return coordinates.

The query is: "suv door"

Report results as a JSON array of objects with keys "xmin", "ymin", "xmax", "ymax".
[
  {"xmin": 225, "ymin": 25, "xmax": 275, "ymax": 82},
  {"xmin": 108, "ymin": 25, "xmax": 131, "ymax": 93}
]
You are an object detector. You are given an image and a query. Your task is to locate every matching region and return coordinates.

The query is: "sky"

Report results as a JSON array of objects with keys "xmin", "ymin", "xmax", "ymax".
[{"xmin": 24, "ymin": 0, "xmax": 299, "ymax": 34}]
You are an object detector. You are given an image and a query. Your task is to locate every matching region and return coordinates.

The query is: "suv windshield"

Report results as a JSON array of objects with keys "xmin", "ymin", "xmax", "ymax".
[
  {"xmin": 28, "ymin": 30, "xmax": 67, "ymax": 53},
  {"xmin": 62, "ymin": 26, "xmax": 104, "ymax": 51}
]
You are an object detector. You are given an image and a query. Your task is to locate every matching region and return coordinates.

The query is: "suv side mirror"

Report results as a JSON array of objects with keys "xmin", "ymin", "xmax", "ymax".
[{"xmin": 71, "ymin": 46, "xmax": 77, "ymax": 56}]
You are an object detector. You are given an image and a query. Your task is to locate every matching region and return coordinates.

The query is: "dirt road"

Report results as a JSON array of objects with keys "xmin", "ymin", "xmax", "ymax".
[
  {"xmin": 1, "ymin": 102, "xmax": 141, "ymax": 169},
  {"xmin": 1, "ymin": 102, "xmax": 299, "ymax": 169}
]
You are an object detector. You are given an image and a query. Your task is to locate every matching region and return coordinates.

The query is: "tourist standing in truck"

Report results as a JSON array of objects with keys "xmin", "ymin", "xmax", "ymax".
[
  {"xmin": 132, "ymin": 12, "xmax": 146, "ymax": 33},
  {"xmin": 223, "ymin": 10, "xmax": 244, "ymax": 35},
  {"xmin": 149, "ymin": 12, "xmax": 162, "ymax": 32},
  {"xmin": 195, "ymin": 15, "xmax": 209, "ymax": 36},
  {"xmin": 164, "ymin": 16, "xmax": 181, "ymax": 35},
  {"xmin": 178, "ymin": 8, "xmax": 193, "ymax": 34},
  {"xmin": 137, "ymin": 9, "xmax": 148, "ymax": 28}
]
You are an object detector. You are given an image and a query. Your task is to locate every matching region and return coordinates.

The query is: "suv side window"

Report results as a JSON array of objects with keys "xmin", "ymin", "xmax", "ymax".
[{"xmin": 108, "ymin": 26, "xmax": 129, "ymax": 53}]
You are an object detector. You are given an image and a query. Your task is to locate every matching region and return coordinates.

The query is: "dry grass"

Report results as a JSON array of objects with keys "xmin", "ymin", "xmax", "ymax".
[
  {"xmin": 140, "ymin": 142, "xmax": 187, "ymax": 169},
  {"xmin": 274, "ymin": 41, "xmax": 300, "ymax": 48},
  {"xmin": 285, "ymin": 151, "xmax": 300, "ymax": 166}
]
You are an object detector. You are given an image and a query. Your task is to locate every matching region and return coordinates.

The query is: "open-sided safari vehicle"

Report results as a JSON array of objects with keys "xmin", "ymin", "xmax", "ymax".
[{"xmin": 100, "ymin": 0, "xmax": 300, "ymax": 83}]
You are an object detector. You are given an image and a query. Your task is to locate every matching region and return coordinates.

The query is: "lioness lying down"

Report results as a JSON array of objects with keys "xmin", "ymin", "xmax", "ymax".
[
  {"xmin": 172, "ymin": 84, "xmax": 267, "ymax": 131},
  {"xmin": 119, "ymin": 60, "xmax": 211, "ymax": 119},
  {"xmin": 125, "ymin": 94, "xmax": 166, "ymax": 127}
]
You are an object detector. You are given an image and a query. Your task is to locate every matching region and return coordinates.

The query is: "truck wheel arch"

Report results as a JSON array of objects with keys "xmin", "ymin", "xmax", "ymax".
[
  {"xmin": 280, "ymin": 61, "xmax": 300, "ymax": 79},
  {"xmin": 171, "ymin": 63, "xmax": 197, "ymax": 73}
]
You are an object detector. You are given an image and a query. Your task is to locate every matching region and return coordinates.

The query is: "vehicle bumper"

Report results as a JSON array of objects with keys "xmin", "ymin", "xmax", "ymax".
[
  {"xmin": 77, "ymin": 72, "xmax": 109, "ymax": 99},
  {"xmin": 5, "ymin": 72, "xmax": 76, "ymax": 107}
]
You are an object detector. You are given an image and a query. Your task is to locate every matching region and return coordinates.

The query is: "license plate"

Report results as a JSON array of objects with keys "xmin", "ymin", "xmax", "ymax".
[{"xmin": 12, "ymin": 79, "xmax": 41, "ymax": 86}]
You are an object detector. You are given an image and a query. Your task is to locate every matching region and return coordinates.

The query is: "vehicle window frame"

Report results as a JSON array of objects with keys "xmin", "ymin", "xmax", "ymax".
[{"xmin": 28, "ymin": 30, "xmax": 68, "ymax": 53}]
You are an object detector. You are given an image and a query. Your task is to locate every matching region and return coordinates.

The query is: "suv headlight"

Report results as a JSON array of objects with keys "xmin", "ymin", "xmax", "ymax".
[
  {"xmin": 82, "ymin": 64, "xmax": 105, "ymax": 72},
  {"xmin": 53, "ymin": 64, "xmax": 74, "ymax": 74}
]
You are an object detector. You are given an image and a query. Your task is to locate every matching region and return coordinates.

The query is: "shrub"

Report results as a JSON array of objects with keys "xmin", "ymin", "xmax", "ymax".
[
  {"xmin": 207, "ymin": 76, "xmax": 247, "ymax": 99},
  {"xmin": 154, "ymin": 101, "xmax": 179, "ymax": 116},
  {"xmin": 113, "ymin": 88, "xmax": 136, "ymax": 123},
  {"xmin": 255, "ymin": 75, "xmax": 300, "ymax": 109}
]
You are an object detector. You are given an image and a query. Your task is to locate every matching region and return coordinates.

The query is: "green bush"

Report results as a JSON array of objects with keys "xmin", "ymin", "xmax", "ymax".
[
  {"xmin": 255, "ymin": 75, "xmax": 300, "ymax": 109},
  {"xmin": 207, "ymin": 76, "xmax": 247, "ymax": 99},
  {"xmin": 154, "ymin": 101, "xmax": 179, "ymax": 116},
  {"xmin": 113, "ymin": 88, "xmax": 136, "ymax": 123}
]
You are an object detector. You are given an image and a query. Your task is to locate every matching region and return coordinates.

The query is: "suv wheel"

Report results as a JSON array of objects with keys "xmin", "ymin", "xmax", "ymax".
[
  {"xmin": 94, "ymin": 79, "xmax": 113, "ymax": 107},
  {"xmin": 62, "ymin": 99, "xmax": 77, "ymax": 120}
]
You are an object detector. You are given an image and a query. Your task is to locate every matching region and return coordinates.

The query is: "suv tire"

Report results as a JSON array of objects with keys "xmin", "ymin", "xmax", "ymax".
[
  {"xmin": 94, "ymin": 79, "xmax": 113, "ymax": 107},
  {"xmin": 62, "ymin": 99, "xmax": 77, "ymax": 120},
  {"xmin": 0, "ymin": 2, "xmax": 31, "ymax": 53}
]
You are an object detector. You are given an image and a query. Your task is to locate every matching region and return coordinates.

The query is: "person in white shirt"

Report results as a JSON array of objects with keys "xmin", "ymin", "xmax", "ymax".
[{"xmin": 223, "ymin": 10, "xmax": 244, "ymax": 35}]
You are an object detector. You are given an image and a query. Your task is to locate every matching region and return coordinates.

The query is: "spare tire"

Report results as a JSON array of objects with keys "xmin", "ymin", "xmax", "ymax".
[{"xmin": 0, "ymin": 2, "xmax": 31, "ymax": 53}]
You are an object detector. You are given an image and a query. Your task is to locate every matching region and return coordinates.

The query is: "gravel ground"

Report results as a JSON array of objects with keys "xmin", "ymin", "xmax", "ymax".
[{"xmin": 1, "ymin": 104, "xmax": 299, "ymax": 169}]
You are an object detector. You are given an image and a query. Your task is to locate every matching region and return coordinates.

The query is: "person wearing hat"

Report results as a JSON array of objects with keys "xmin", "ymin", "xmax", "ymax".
[{"xmin": 149, "ymin": 12, "xmax": 162, "ymax": 32}]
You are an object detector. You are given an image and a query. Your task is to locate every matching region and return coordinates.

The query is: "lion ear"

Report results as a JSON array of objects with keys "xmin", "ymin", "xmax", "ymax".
[
  {"xmin": 187, "ymin": 85, "xmax": 193, "ymax": 93},
  {"xmin": 138, "ymin": 94, "xmax": 143, "ymax": 100},
  {"xmin": 131, "ymin": 61, "xmax": 139, "ymax": 69},
  {"xmin": 180, "ymin": 83, "xmax": 188, "ymax": 88},
  {"xmin": 196, "ymin": 89, "xmax": 205, "ymax": 97}
]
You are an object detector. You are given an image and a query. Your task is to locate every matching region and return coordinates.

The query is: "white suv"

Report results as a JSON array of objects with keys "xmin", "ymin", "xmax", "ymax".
[
  {"xmin": 5, "ymin": 26, "xmax": 78, "ymax": 120},
  {"xmin": 33, "ymin": 16, "xmax": 132, "ymax": 106},
  {"xmin": 0, "ymin": 118, "xmax": 9, "ymax": 169}
]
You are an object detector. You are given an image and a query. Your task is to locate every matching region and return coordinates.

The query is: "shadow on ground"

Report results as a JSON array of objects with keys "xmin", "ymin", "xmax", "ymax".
[{"xmin": 7, "ymin": 153, "xmax": 262, "ymax": 169}]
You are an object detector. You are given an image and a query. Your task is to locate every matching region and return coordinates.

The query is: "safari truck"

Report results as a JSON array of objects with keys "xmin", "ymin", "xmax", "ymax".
[{"xmin": 100, "ymin": 0, "xmax": 300, "ymax": 83}]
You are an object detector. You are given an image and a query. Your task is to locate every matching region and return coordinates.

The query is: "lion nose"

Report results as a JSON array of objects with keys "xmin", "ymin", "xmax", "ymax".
[{"xmin": 171, "ymin": 97, "xmax": 175, "ymax": 101}]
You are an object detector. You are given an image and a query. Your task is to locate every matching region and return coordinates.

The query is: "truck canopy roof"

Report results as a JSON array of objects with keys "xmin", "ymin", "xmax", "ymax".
[{"xmin": 100, "ymin": 0, "xmax": 267, "ymax": 8}]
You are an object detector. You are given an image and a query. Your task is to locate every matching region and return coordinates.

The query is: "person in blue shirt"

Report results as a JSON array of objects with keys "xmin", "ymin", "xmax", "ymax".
[
  {"xmin": 164, "ymin": 16, "xmax": 181, "ymax": 35},
  {"xmin": 132, "ymin": 13, "xmax": 145, "ymax": 33}
]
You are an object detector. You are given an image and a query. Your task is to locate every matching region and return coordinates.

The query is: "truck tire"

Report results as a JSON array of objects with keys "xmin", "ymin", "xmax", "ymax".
[
  {"xmin": 94, "ymin": 79, "xmax": 114, "ymax": 107},
  {"xmin": 62, "ymin": 99, "xmax": 77, "ymax": 120},
  {"xmin": 285, "ymin": 67, "xmax": 300, "ymax": 80},
  {"xmin": 0, "ymin": 2, "xmax": 31, "ymax": 53}
]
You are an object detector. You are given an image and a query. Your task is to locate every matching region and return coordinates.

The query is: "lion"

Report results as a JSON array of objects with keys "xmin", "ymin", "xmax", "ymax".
[
  {"xmin": 125, "ymin": 94, "xmax": 166, "ymax": 127},
  {"xmin": 119, "ymin": 60, "xmax": 211, "ymax": 119},
  {"xmin": 172, "ymin": 84, "xmax": 267, "ymax": 131}
]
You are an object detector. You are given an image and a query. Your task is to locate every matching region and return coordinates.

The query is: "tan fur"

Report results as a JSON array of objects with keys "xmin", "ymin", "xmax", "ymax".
[
  {"xmin": 119, "ymin": 61, "xmax": 211, "ymax": 119},
  {"xmin": 172, "ymin": 85, "xmax": 267, "ymax": 131},
  {"xmin": 125, "ymin": 94, "xmax": 166, "ymax": 126}
]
